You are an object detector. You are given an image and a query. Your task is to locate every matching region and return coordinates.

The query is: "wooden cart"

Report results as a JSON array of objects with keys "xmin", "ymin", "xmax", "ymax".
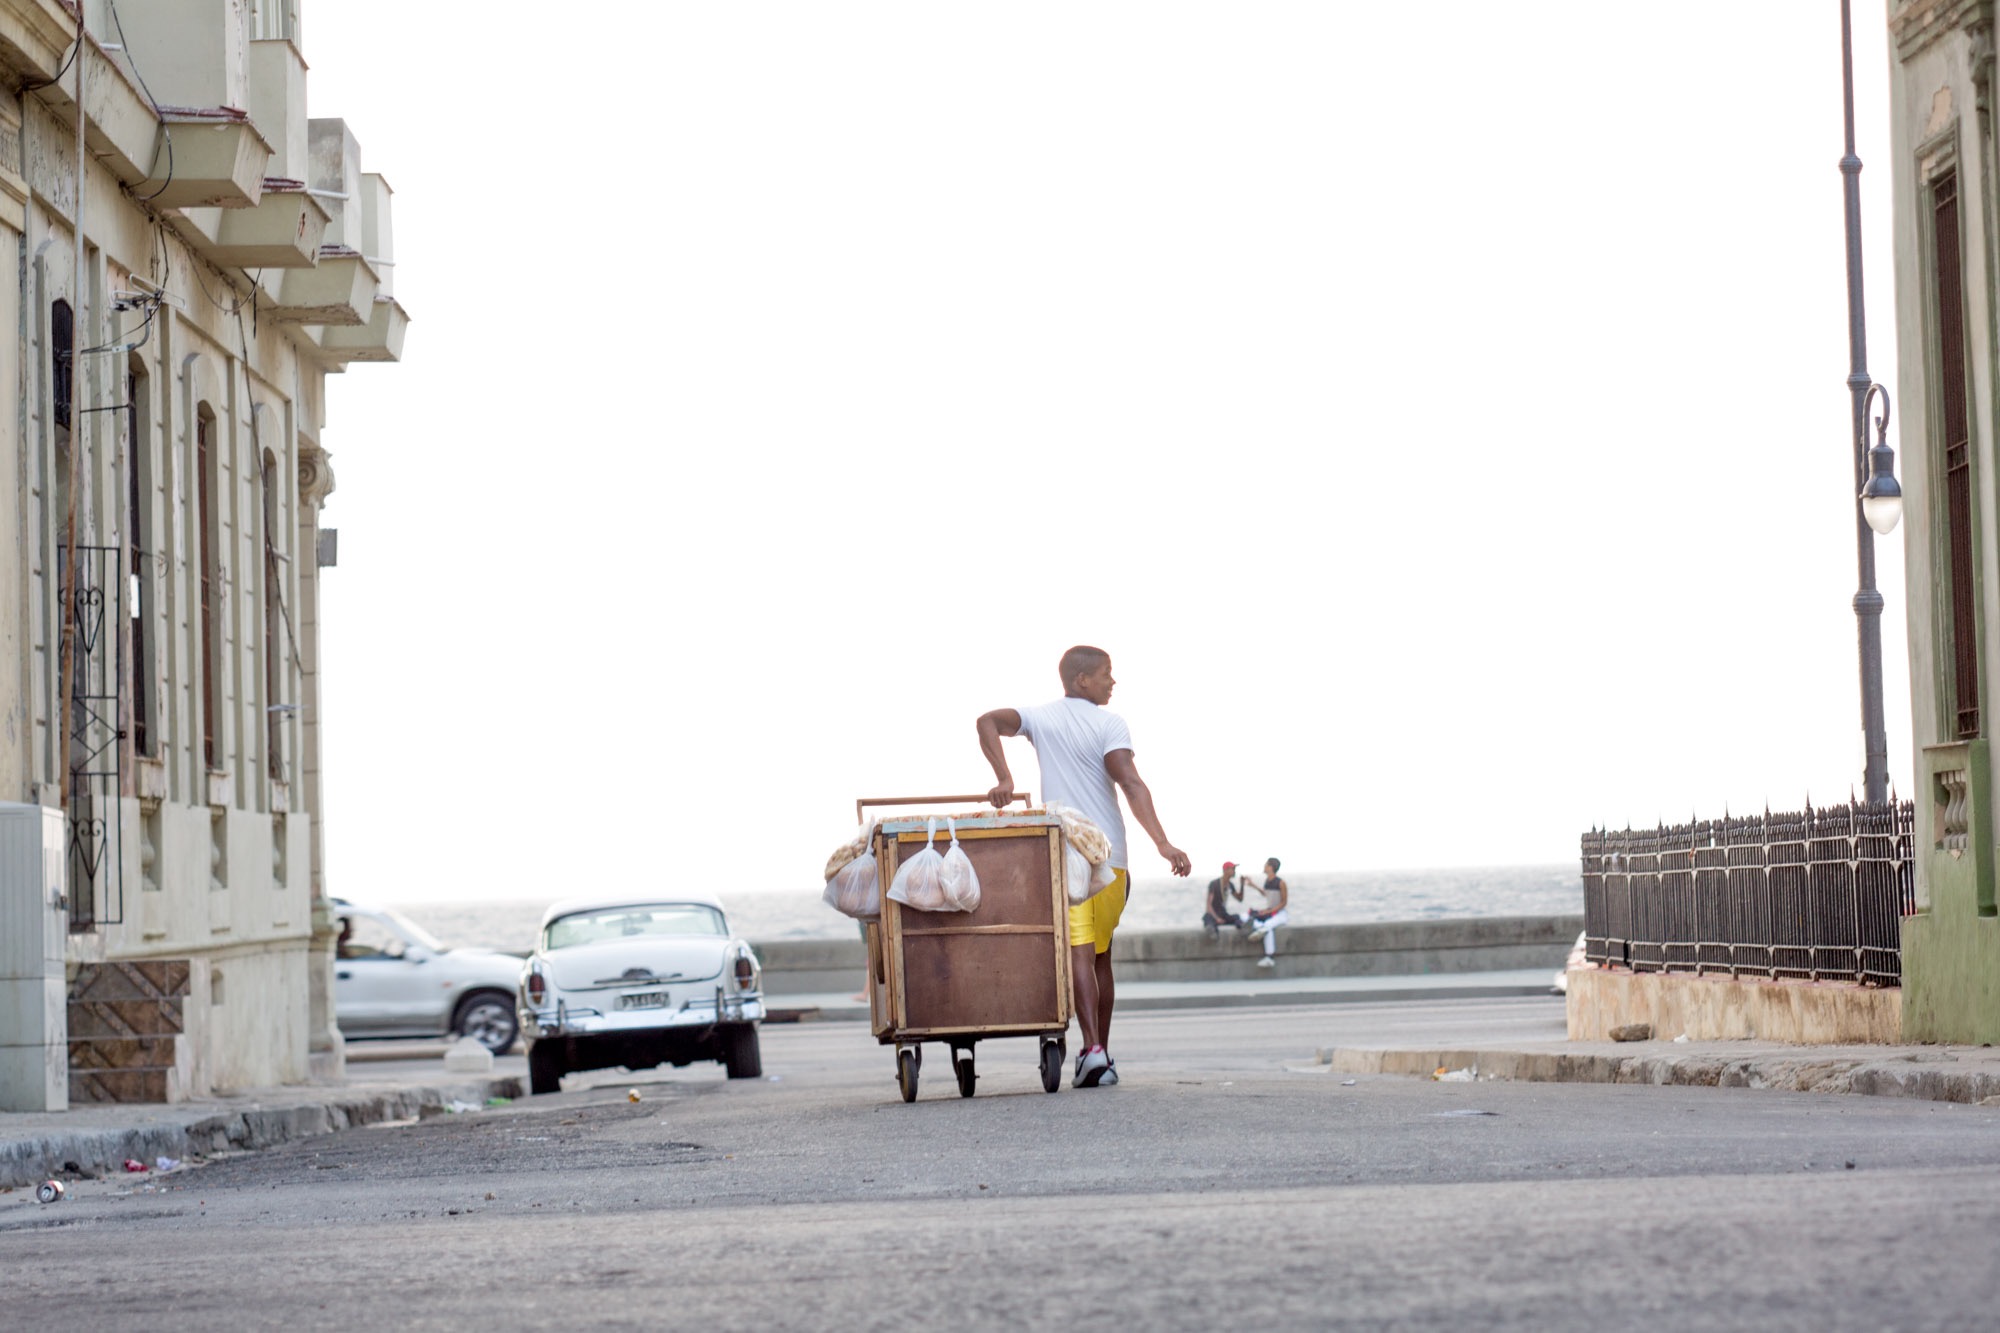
[{"xmin": 856, "ymin": 795, "xmax": 1074, "ymax": 1101}]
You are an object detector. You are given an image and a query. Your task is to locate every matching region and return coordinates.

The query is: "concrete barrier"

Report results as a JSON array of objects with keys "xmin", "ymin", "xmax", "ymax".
[
  {"xmin": 751, "ymin": 914, "xmax": 1582, "ymax": 995},
  {"xmin": 1566, "ymin": 967, "xmax": 1904, "ymax": 1044}
]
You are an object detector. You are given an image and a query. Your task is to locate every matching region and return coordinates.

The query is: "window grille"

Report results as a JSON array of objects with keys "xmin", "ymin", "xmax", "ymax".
[{"xmin": 1933, "ymin": 169, "xmax": 1981, "ymax": 738}]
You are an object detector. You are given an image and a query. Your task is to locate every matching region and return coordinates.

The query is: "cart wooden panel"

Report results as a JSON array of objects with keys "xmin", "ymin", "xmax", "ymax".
[{"xmin": 868, "ymin": 817, "xmax": 1071, "ymax": 1041}]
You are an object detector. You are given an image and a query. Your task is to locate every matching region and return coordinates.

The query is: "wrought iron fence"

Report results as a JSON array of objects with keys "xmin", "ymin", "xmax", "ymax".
[{"xmin": 1581, "ymin": 801, "xmax": 1915, "ymax": 987}]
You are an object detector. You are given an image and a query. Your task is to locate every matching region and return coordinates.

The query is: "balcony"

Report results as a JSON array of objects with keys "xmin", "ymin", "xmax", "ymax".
[
  {"xmin": 171, "ymin": 179, "xmax": 330, "ymax": 268},
  {"xmin": 267, "ymin": 246, "xmax": 379, "ymax": 324},
  {"xmin": 134, "ymin": 109, "xmax": 272, "ymax": 210},
  {"xmin": 317, "ymin": 296, "xmax": 409, "ymax": 365}
]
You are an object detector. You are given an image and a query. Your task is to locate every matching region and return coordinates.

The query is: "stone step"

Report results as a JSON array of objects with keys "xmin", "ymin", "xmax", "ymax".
[
  {"xmin": 68, "ymin": 960, "xmax": 191, "ymax": 1003},
  {"xmin": 68, "ymin": 998, "xmax": 186, "ymax": 1038},
  {"xmin": 68, "ymin": 1036, "xmax": 179, "ymax": 1071},
  {"xmin": 70, "ymin": 1069, "xmax": 171, "ymax": 1104}
]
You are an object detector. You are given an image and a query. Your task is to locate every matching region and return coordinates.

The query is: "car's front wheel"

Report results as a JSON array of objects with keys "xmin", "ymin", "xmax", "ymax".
[
  {"xmin": 527, "ymin": 1041, "xmax": 565, "ymax": 1095},
  {"xmin": 454, "ymin": 990, "xmax": 520, "ymax": 1055},
  {"xmin": 720, "ymin": 1023, "xmax": 762, "ymax": 1079}
]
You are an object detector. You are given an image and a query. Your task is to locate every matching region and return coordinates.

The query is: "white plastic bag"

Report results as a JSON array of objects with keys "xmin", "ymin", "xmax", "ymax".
[
  {"xmin": 887, "ymin": 819, "xmax": 949, "ymax": 912},
  {"xmin": 824, "ymin": 821, "xmax": 876, "ymax": 882},
  {"xmin": 935, "ymin": 818, "xmax": 982, "ymax": 912},
  {"xmin": 1047, "ymin": 801, "xmax": 1117, "ymax": 904},
  {"xmin": 823, "ymin": 852, "xmax": 880, "ymax": 919},
  {"xmin": 1063, "ymin": 845, "xmax": 1119, "ymax": 905},
  {"xmin": 822, "ymin": 820, "xmax": 881, "ymax": 919},
  {"xmin": 1045, "ymin": 801, "xmax": 1111, "ymax": 867}
]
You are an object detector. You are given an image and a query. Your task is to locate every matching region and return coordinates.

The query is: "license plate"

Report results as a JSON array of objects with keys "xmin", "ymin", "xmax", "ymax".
[{"xmin": 619, "ymin": 990, "xmax": 670, "ymax": 1010}]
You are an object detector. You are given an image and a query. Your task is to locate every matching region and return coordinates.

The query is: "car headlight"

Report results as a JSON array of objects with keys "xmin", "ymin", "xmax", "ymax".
[{"xmin": 525, "ymin": 963, "xmax": 547, "ymax": 1005}]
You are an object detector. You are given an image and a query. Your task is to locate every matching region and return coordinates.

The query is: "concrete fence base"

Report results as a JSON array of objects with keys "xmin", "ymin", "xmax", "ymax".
[
  {"xmin": 753, "ymin": 915, "xmax": 1582, "ymax": 995},
  {"xmin": 1566, "ymin": 968, "xmax": 1903, "ymax": 1045}
]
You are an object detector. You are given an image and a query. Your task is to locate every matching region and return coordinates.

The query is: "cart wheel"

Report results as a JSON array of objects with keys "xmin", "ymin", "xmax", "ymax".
[
  {"xmin": 1040, "ymin": 1040, "xmax": 1062, "ymax": 1094},
  {"xmin": 954, "ymin": 1051, "xmax": 977, "ymax": 1099},
  {"xmin": 897, "ymin": 1048, "xmax": 919, "ymax": 1103}
]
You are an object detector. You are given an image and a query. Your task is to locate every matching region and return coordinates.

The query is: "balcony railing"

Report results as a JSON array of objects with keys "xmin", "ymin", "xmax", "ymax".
[{"xmin": 1582, "ymin": 801, "xmax": 1915, "ymax": 987}]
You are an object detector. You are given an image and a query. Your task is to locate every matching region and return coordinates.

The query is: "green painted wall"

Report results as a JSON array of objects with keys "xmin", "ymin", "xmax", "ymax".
[{"xmin": 1902, "ymin": 740, "xmax": 2000, "ymax": 1041}]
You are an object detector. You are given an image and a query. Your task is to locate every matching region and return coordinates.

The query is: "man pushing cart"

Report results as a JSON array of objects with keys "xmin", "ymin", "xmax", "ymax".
[{"xmin": 977, "ymin": 645, "xmax": 1192, "ymax": 1088}]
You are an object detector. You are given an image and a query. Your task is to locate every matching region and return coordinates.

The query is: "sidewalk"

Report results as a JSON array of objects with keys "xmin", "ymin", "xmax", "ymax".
[
  {"xmin": 1316, "ymin": 1037, "xmax": 2000, "ymax": 1105},
  {"xmin": 767, "ymin": 968, "xmax": 1561, "ymax": 1022},
  {"xmin": 0, "ymin": 1055, "xmax": 524, "ymax": 1190}
]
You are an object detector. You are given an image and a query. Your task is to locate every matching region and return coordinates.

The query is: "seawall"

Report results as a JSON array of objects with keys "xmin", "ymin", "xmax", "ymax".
[{"xmin": 751, "ymin": 914, "xmax": 1582, "ymax": 995}]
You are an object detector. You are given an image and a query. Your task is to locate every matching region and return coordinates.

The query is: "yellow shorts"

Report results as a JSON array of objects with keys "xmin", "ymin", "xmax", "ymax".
[{"xmin": 1068, "ymin": 869, "xmax": 1129, "ymax": 954}]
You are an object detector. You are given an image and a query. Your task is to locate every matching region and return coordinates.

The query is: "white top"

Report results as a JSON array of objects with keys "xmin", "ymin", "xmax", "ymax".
[{"xmin": 1016, "ymin": 697, "xmax": 1133, "ymax": 868}]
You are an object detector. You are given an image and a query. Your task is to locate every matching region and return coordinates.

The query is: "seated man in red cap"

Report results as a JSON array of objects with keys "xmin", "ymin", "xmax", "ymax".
[{"xmin": 1202, "ymin": 860, "xmax": 1251, "ymax": 938}]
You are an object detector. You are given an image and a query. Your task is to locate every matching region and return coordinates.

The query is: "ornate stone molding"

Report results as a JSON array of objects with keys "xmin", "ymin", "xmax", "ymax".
[{"xmin": 298, "ymin": 444, "xmax": 336, "ymax": 509}]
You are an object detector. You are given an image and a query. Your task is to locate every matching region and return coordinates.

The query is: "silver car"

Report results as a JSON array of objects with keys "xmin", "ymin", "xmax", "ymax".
[
  {"xmin": 333, "ymin": 900, "xmax": 524, "ymax": 1054},
  {"xmin": 519, "ymin": 893, "xmax": 764, "ymax": 1095}
]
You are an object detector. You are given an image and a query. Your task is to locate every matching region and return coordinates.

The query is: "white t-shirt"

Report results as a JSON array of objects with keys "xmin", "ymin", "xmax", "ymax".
[{"xmin": 1016, "ymin": 697, "xmax": 1133, "ymax": 868}]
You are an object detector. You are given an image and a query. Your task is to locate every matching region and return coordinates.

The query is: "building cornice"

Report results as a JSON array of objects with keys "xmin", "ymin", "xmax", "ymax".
[
  {"xmin": 0, "ymin": 0, "xmax": 77, "ymax": 89},
  {"xmin": 1894, "ymin": 0, "xmax": 1993, "ymax": 62}
]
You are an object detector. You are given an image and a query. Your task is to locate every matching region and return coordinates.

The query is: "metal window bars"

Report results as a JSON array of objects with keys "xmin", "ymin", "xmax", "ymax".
[
  {"xmin": 57, "ymin": 544, "xmax": 127, "ymax": 931},
  {"xmin": 1582, "ymin": 800, "xmax": 1914, "ymax": 987}
]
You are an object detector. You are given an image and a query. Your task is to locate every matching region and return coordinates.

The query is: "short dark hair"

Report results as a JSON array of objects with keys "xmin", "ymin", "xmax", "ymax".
[
  {"xmin": 1059, "ymin": 645, "xmax": 1109, "ymax": 687},
  {"xmin": 1265, "ymin": 857, "xmax": 1281, "ymax": 873}
]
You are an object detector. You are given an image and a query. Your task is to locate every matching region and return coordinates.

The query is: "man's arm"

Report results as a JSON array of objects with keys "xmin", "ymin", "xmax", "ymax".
[
  {"xmin": 1104, "ymin": 749, "xmax": 1191, "ymax": 876},
  {"xmin": 976, "ymin": 708, "xmax": 1023, "ymax": 808}
]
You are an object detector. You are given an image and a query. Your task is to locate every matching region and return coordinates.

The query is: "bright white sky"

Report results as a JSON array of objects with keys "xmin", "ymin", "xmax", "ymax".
[{"xmin": 299, "ymin": 3, "xmax": 1911, "ymax": 904}]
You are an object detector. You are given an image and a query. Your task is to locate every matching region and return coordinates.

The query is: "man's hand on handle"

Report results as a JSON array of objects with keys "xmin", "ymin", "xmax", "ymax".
[{"xmin": 987, "ymin": 782, "xmax": 1015, "ymax": 810}]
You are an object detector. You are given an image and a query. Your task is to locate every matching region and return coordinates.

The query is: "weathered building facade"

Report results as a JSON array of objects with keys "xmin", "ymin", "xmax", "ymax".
[
  {"xmin": 0, "ymin": 0, "xmax": 404, "ymax": 1109},
  {"xmin": 1889, "ymin": 0, "xmax": 2000, "ymax": 1040}
]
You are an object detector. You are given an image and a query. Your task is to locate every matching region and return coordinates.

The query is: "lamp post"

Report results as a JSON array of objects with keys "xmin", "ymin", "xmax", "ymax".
[{"xmin": 1841, "ymin": 0, "xmax": 1900, "ymax": 807}]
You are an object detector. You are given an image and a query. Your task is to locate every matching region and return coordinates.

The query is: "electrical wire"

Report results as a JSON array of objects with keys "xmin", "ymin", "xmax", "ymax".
[
  {"xmin": 77, "ymin": 300, "xmax": 160, "ymax": 357},
  {"xmin": 107, "ymin": 0, "xmax": 175, "ymax": 203},
  {"xmin": 19, "ymin": 32, "xmax": 82, "ymax": 94}
]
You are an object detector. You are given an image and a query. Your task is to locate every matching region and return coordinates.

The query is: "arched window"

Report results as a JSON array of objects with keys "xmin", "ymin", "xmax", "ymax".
[
  {"xmin": 197, "ymin": 405, "xmax": 220, "ymax": 772},
  {"xmin": 262, "ymin": 447, "xmax": 284, "ymax": 782},
  {"xmin": 50, "ymin": 300, "xmax": 73, "ymax": 569},
  {"xmin": 51, "ymin": 300, "xmax": 72, "ymax": 431},
  {"xmin": 128, "ymin": 356, "xmax": 154, "ymax": 757}
]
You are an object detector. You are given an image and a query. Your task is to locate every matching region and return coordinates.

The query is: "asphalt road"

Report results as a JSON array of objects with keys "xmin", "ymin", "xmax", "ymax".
[{"xmin": 7, "ymin": 999, "xmax": 2000, "ymax": 1330}]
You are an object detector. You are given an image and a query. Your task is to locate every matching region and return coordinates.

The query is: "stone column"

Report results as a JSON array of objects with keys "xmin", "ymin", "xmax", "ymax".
[{"xmin": 296, "ymin": 442, "xmax": 343, "ymax": 1080}]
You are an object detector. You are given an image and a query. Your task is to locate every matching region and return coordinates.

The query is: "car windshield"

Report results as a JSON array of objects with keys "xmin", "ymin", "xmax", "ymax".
[
  {"xmin": 379, "ymin": 907, "xmax": 445, "ymax": 953},
  {"xmin": 543, "ymin": 904, "xmax": 727, "ymax": 951}
]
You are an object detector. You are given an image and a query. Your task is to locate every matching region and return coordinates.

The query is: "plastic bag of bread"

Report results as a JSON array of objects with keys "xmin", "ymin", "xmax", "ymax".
[
  {"xmin": 1046, "ymin": 801, "xmax": 1117, "ymax": 904},
  {"xmin": 1063, "ymin": 842, "xmax": 1120, "ymax": 905},
  {"xmin": 887, "ymin": 819, "xmax": 949, "ymax": 912},
  {"xmin": 823, "ymin": 851, "xmax": 880, "ymax": 919},
  {"xmin": 935, "ymin": 818, "xmax": 982, "ymax": 912}
]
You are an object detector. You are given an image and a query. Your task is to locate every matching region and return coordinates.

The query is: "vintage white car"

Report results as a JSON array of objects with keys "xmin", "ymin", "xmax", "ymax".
[{"xmin": 518, "ymin": 893, "xmax": 765, "ymax": 1095}]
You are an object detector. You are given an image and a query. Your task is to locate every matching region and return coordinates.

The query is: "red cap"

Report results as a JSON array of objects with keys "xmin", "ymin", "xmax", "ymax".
[{"xmin": 1223, "ymin": 861, "xmax": 1237, "ymax": 870}]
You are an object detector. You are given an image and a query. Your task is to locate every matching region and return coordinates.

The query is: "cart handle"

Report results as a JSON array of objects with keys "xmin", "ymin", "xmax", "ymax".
[{"xmin": 855, "ymin": 793, "xmax": 1033, "ymax": 823}]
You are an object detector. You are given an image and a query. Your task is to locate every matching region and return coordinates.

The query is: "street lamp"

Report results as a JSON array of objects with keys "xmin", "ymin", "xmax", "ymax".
[
  {"xmin": 1839, "ymin": 0, "xmax": 1897, "ymax": 805},
  {"xmin": 1860, "ymin": 384, "xmax": 1902, "ymax": 537}
]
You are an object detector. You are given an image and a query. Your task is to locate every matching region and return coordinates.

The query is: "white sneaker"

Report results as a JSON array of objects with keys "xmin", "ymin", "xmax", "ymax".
[
  {"xmin": 1256, "ymin": 957, "xmax": 1275, "ymax": 969},
  {"xmin": 1074, "ymin": 1046, "xmax": 1110, "ymax": 1088}
]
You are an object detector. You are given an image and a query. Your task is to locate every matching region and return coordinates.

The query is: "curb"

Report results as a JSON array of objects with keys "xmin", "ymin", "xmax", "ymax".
[
  {"xmin": 766, "ymin": 981, "xmax": 1561, "ymax": 1025},
  {"xmin": 0, "ymin": 1075, "xmax": 524, "ymax": 1190},
  {"xmin": 1318, "ymin": 1046, "xmax": 2000, "ymax": 1105}
]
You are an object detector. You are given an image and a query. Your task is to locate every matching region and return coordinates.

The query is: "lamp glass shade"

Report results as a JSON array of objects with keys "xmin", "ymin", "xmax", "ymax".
[{"xmin": 1862, "ymin": 492, "xmax": 1903, "ymax": 535}]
